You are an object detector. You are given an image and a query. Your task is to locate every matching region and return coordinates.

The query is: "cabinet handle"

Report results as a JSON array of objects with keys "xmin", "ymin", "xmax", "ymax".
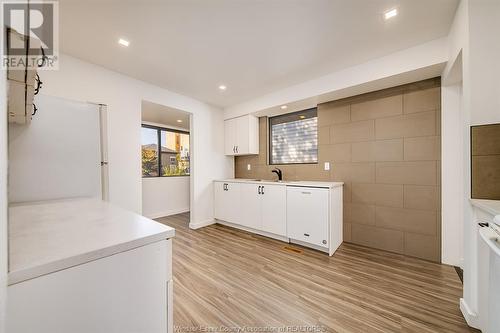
[
  {"xmin": 258, "ymin": 186, "xmax": 261, "ymax": 194},
  {"xmin": 261, "ymin": 186, "xmax": 264, "ymax": 195},
  {"xmin": 236, "ymin": 146, "xmax": 238, "ymax": 153},
  {"xmin": 301, "ymin": 191, "xmax": 311, "ymax": 195},
  {"xmin": 304, "ymin": 233, "xmax": 310, "ymax": 237},
  {"xmin": 233, "ymin": 146, "xmax": 236, "ymax": 153}
]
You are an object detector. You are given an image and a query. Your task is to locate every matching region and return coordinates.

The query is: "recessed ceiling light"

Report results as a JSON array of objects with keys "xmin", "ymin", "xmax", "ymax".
[
  {"xmin": 280, "ymin": 105, "xmax": 288, "ymax": 110},
  {"xmin": 176, "ymin": 119, "xmax": 183, "ymax": 123},
  {"xmin": 218, "ymin": 85, "xmax": 227, "ymax": 91},
  {"xmin": 118, "ymin": 38, "xmax": 130, "ymax": 47},
  {"xmin": 384, "ymin": 8, "xmax": 398, "ymax": 20}
]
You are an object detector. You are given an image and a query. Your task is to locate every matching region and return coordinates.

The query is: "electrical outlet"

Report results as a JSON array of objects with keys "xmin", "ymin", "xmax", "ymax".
[
  {"xmin": 324, "ymin": 162, "xmax": 330, "ymax": 171},
  {"xmin": 247, "ymin": 164, "xmax": 251, "ymax": 171}
]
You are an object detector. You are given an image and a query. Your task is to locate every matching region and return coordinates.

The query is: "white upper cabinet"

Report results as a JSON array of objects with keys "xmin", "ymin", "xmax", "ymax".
[
  {"xmin": 6, "ymin": 28, "xmax": 41, "ymax": 125},
  {"xmin": 224, "ymin": 115, "xmax": 259, "ymax": 156}
]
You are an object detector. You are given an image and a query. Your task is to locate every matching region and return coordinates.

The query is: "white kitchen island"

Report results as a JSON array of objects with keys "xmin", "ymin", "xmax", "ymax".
[
  {"xmin": 214, "ymin": 179, "xmax": 343, "ymax": 255},
  {"xmin": 7, "ymin": 198, "xmax": 175, "ymax": 333}
]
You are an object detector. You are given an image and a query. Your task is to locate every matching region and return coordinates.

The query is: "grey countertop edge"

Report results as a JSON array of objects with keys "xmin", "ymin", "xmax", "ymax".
[{"xmin": 8, "ymin": 230, "xmax": 174, "ymax": 285}]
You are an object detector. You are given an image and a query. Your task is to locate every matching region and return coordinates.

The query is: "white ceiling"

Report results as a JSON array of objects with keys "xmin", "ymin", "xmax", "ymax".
[
  {"xmin": 141, "ymin": 100, "xmax": 190, "ymax": 130},
  {"xmin": 59, "ymin": 0, "xmax": 458, "ymax": 108}
]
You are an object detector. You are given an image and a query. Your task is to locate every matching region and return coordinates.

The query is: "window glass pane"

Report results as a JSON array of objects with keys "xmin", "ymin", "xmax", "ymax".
[
  {"xmin": 269, "ymin": 108, "xmax": 318, "ymax": 165},
  {"xmin": 141, "ymin": 127, "xmax": 159, "ymax": 177},
  {"xmin": 160, "ymin": 130, "xmax": 190, "ymax": 176}
]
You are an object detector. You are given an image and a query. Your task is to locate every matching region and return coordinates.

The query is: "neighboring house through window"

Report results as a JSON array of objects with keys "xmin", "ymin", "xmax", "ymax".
[
  {"xmin": 269, "ymin": 108, "xmax": 318, "ymax": 165},
  {"xmin": 141, "ymin": 124, "xmax": 190, "ymax": 177}
]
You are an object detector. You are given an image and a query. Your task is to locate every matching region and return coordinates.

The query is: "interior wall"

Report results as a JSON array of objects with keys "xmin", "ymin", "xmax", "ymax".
[
  {"xmin": 40, "ymin": 54, "xmax": 232, "ymax": 226},
  {"xmin": 444, "ymin": 0, "xmax": 500, "ymax": 327},
  {"xmin": 235, "ymin": 78, "xmax": 442, "ymax": 262},
  {"xmin": 441, "ymin": 81, "xmax": 464, "ymax": 267},
  {"xmin": 142, "ymin": 177, "xmax": 190, "ymax": 218}
]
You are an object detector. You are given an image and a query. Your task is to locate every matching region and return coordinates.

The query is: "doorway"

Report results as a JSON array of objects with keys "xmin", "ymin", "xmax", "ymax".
[{"xmin": 140, "ymin": 100, "xmax": 192, "ymax": 220}]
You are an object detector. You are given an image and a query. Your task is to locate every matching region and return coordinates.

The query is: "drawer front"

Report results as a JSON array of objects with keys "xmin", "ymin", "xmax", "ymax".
[{"xmin": 286, "ymin": 187, "xmax": 329, "ymax": 247}]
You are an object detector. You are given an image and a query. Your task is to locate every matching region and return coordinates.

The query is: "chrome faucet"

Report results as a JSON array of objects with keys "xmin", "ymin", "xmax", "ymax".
[{"xmin": 272, "ymin": 168, "xmax": 283, "ymax": 181}]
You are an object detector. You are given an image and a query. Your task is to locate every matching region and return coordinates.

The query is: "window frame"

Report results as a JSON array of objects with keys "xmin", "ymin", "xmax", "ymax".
[
  {"xmin": 141, "ymin": 124, "xmax": 190, "ymax": 178},
  {"xmin": 268, "ymin": 108, "xmax": 319, "ymax": 166}
]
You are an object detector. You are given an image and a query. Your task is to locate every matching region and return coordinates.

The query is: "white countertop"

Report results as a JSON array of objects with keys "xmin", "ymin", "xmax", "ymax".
[
  {"xmin": 470, "ymin": 199, "xmax": 500, "ymax": 217},
  {"xmin": 8, "ymin": 198, "xmax": 175, "ymax": 285},
  {"xmin": 215, "ymin": 178, "xmax": 343, "ymax": 188}
]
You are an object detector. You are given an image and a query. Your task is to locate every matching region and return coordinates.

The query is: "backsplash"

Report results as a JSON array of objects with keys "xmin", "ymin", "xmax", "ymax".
[
  {"xmin": 471, "ymin": 123, "xmax": 500, "ymax": 200},
  {"xmin": 235, "ymin": 78, "xmax": 442, "ymax": 262}
]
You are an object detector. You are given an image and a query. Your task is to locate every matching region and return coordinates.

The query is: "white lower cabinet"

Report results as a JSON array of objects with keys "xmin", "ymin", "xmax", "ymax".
[
  {"xmin": 286, "ymin": 186, "xmax": 329, "ymax": 248},
  {"xmin": 214, "ymin": 180, "xmax": 343, "ymax": 255},
  {"xmin": 260, "ymin": 184, "xmax": 287, "ymax": 236},
  {"xmin": 215, "ymin": 181, "xmax": 286, "ymax": 237},
  {"xmin": 7, "ymin": 240, "xmax": 173, "ymax": 333},
  {"xmin": 214, "ymin": 181, "xmax": 241, "ymax": 223},
  {"xmin": 240, "ymin": 183, "xmax": 262, "ymax": 230}
]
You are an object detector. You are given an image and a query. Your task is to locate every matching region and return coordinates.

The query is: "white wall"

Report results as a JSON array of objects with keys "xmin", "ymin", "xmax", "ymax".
[
  {"xmin": 41, "ymin": 54, "xmax": 232, "ymax": 226},
  {"xmin": 441, "ymin": 80, "xmax": 464, "ymax": 267},
  {"xmin": 142, "ymin": 177, "xmax": 190, "ymax": 219},
  {"xmin": 441, "ymin": 0, "xmax": 500, "ymax": 329},
  {"xmin": 0, "ymin": 51, "xmax": 8, "ymax": 333}
]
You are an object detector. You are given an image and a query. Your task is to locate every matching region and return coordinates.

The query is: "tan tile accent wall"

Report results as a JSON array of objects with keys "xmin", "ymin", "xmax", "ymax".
[
  {"xmin": 471, "ymin": 123, "xmax": 500, "ymax": 199},
  {"xmin": 235, "ymin": 78, "xmax": 442, "ymax": 262}
]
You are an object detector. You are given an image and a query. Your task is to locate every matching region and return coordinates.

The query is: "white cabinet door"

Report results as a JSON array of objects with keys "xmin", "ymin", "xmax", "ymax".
[
  {"xmin": 214, "ymin": 182, "xmax": 240, "ymax": 224},
  {"xmin": 224, "ymin": 182, "xmax": 241, "ymax": 224},
  {"xmin": 286, "ymin": 186, "xmax": 329, "ymax": 247},
  {"xmin": 224, "ymin": 115, "xmax": 259, "ymax": 156},
  {"xmin": 261, "ymin": 185, "xmax": 286, "ymax": 236},
  {"xmin": 214, "ymin": 181, "xmax": 228, "ymax": 221},
  {"xmin": 224, "ymin": 119, "xmax": 237, "ymax": 155},
  {"xmin": 235, "ymin": 116, "xmax": 249, "ymax": 155},
  {"xmin": 239, "ymin": 183, "xmax": 261, "ymax": 230}
]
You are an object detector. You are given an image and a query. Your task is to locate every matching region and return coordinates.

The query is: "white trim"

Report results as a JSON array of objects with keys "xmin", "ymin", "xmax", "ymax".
[
  {"xmin": 189, "ymin": 218, "xmax": 215, "ymax": 230},
  {"xmin": 460, "ymin": 298, "xmax": 480, "ymax": 329},
  {"xmin": 146, "ymin": 208, "xmax": 189, "ymax": 220},
  {"xmin": 216, "ymin": 219, "xmax": 289, "ymax": 242}
]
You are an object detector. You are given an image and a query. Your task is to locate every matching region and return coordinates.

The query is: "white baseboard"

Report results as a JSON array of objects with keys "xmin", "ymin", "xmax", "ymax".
[
  {"xmin": 460, "ymin": 298, "xmax": 480, "ymax": 329},
  {"xmin": 145, "ymin": 208, "xmax": 189, "ymax": 220},
  {"xmin": 189, "ymin": 218, "xmax": 215, "ymax": 230}
]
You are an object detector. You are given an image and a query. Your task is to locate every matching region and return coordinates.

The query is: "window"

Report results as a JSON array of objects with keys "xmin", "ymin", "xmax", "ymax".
[
  {"xmin": 141, "ymin": 125, "xmax": 190, "ymax": 177},
  {"xmin": 269, "ymin": 108, "xmax": 318, "ymax": 165}
]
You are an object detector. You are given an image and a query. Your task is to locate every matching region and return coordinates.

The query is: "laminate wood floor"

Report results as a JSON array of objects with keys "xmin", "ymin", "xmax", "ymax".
[{"xmin": 156, "ymin": 213, "xmax": 477, "ymax": 333}]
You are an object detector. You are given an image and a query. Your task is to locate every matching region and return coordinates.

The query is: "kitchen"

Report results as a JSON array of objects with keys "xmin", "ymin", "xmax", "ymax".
[{"xmin": 1, "ymin": 1, "xmax": 500, "ymax": 333}]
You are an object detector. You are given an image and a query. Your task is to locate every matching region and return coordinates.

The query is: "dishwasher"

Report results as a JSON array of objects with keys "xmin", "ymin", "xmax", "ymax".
[{"xmin": 286, "ymin": 186, "xmax": 329, "ymax": 248}]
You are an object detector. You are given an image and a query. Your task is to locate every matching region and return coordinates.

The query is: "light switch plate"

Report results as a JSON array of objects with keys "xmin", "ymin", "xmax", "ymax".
[
  {"xmin": 247, "ymin": 164, "xmax": 251, "ymax": 171},
  {"xmin": 324, "ymin": 162, "xmax": 330, "ymax": 171}
]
